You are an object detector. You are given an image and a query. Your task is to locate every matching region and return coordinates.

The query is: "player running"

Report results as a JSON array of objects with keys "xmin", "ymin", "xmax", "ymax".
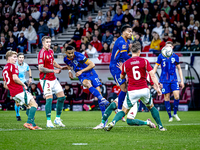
[
  {"xmin": 104, "ymin": 41, "xmax": 167, "ymax": 131},
  {"xmin": 153, "ymin": 41, "xmax": 184, "ymax": 122},
  {"xmin": 38, "ymin": 36, "xmax": 68, "ymax": 128},
  {"xmin": 63, "ymin": 46, "xmax": 109, "ymax": 118},
  {"xmin": 3, "ymin": 50, "xmax": 41, "ymax": 130},
  {"xmin": 14, "ymin": 53, "xmax": 32, "ymax": 121},
  {"xmin": 93, "ymin": 25, "xmax": 132, "ymax": 129}
]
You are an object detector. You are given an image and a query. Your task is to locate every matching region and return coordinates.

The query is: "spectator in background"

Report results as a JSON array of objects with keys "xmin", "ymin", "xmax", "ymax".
[
  {"xmin": 134, "ymin": 10, "xmax": 141, "ymax": 21},
  {"xmin": 85, "ymin": 31, "xmax": 92, "ymax": 42},
  {"xmin": 132, "ymin": 20, "xmax": 143, "ymax": 34},
  {"xmin": 149, "ymin": 31, "xmax": 161, "ymax": 55},
  {"xmin": 90, "ymin": 35, "xmax": 103, "ymax": 52},
  {"xmin": 101, "ymin": 42, "xmax": 110, "ymax": 53},
  {"xmin": 113, "ymin": 0, "xmax": 122, "ymax": 13},
  {"xmin": 39, "ymin": 0, "xmax": 48, "ymax": 14},
  {"xmin": 73, "ymin": 23, "xmax": 83, "ymax": 40},
  {"xmin": 160, "ymin": 33, "xmax": 173, "ymax": 50},
  {"xmin": 85, "ymin": 16, "xmax": 95, "ymax": 30},
  {"xmin": 1, "ymin": 25, "xmax": 10, "ymax": 39},
  {"xmin": 15, "ymin": 2, "xmax": 23, "ymax": 17},
  {"xmin": 28, "ymin": 83, "xmax": 44, "ymax": 110},
  {"xmin": 102, "ymin": 17, "xmax": 114, "ymax": 33},
  {"xmin": 191, "ymin": 26, "xmax": 200, "ymax": 45},
  {"xmin": 43, "ymin": 6, "xmax": 51, "ymax": 18},
  {"xmin": 47, "ymin": 12, "xmax": 59, "ymax": 40},
  {"xmin": 140, "ymin": 8, "xmax": 152, "ymax": 26},
  {"xmin": 122, "ymin": 0, "xmax": 128, "ymax": 12},
  {"xmin": 171, "ymin": 29, "xmax": 181, "ymax": 51},
  {"xmin": 100, "ymin": 79, "xmax": 106, "ymax": 98},
  {"xmin": 6, "ymin": 37, "xmax": 17, "ymax": 52},
  {"xmin": 69, "ymin": 1, "xmax": 78, "ymax": 27},
  {"xmin": 64, "ymin": 83, "xmax": 75, "ymax": 101},
  {"xmin": 105, "ymin": 10, "xmax": 114, "ymax": 21},
  {"xmin": 61, "ymin": 42, "xmax": 69, "ymax": 53},
  {"xmin": 110, "ymin": 36, "xmax": 118, "ymax": 51},
  {"xmin": 95, "ymin": 10, "xmax": 105, "ymax": 24},
  {"xmin": 84, "ymin": 43, "xmax": 98, "ymax": 58},
  {"xmin": 13, "ymin": 18, "xmax": 22, "ymax": 31},
  {"xmin": 80, "ymin": 43, "xmax": 87, "ymax": 53},
  {"xmin": 122, "ymin": 9, "xmax": 134, "ymax": 25},
  {"xmin": 152, "ymin": 21, "xmax": 163, "ymax": 37},
  {"xmin": 20, "ymin": 13, "xmax": 28, "ymax": 28},
  {"xmin": 40, "ymin": 12, "xmax": 49, "ymax": 24},
  {"xmin": 181, "ymin": 39, "xmax": 192, "ymax": 56},
  {"xmin": 0, "ymin": 43, "xmax": 6, "ymax": 54},
  {"xmin": 170, "ymin": 10, "xmax": 180, "ymax": 26},
  {"xmin": 78, "ymin": 0, "xmax": 88, "ymax": 20},
  {"xmin": 31, "ymin": 6, "xmax": 41, "ymax": 21},
  {"xmin": 157, "ymin": 9, "xmax": 170, "ymax": 22},
  {"xmin": 53, "ymin": 43, "xmax": 61, "ymax": 53},
  {"xmin": 92, "ymin": 24, "xmax": 101, "ymax": 36},
  {"xmin": 20, "ymin": 26, "xmax": 28, "ymax": 38},
  {"xmin": 191, "ymin": 39, "xmax": 200, "ymax": 66},
  {"xmin": 113, "ymin": 21, "xmax": 122, "ymax": 36},
  {"xmin": 3, "ymin": 19, "xmax": 12, "ymax": 31},
  {"xmin": 112, "ymin": 8, "xmax": 123, "ymax": 26},
  {"xmin": 37, "ymin": 19, "xmax": 49, "ymax": 48},
  {"xmin": 83, "ymin": 23, "xmax": 92, "ymax": 36},
  {"xmin": 94, "ymin": 30, "xmax": 102, "ymax": 41},
  {"xmin": 141, "ymin": 28, "xmax": 151, "ymax": 47},
  {"xmin": 102, "ymin": 30, "xmax": 113, "ymax": 46},
  {"xmin": 0, "ymin": 37, "xmax": 6, "ymax": 47},
  {"xmin": 26, "ymin": 25, "xmax": 37, "ymax": 53},
  {"xmin": 2, "ymin": 2, "xmax": 13, "ymax": 16},
  {"xmin": 180, "ymin": 7, "xmax": 189, "ymax": 26},
  {"xmin": 49, "ymin": 1, "xmax": 58, "ymax": 14},
  {"xmin": 162, "ymin": 1, "xmax": 171, "ymax": 15},
  {"xmin": 17, "ymin": 32, "xmax": 27, "ymax": 52}
]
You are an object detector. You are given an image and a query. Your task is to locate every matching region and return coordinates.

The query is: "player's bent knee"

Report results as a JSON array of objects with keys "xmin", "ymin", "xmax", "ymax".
[
  {"xmin": 174, "ymin": 95, "xmax": 179, "ymax": 100},
  {"xmin": 29, "ymin": 99, "xmax": 38, "ymax": 108},
  {"xmin": 82, "ymin": 80, "xmax": 92, "ymax": 88},
  {"xmin": 149, "ymin": 104, "xmax": 154, "ymax": 110}
]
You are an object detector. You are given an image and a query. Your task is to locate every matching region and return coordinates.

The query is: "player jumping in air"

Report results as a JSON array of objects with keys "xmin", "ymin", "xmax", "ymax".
[
  {"xmin": 63, "ymin": 46, "xmax": 110, "ymax": 119},
  {"xmin": 93, "ymin": 25, "xmax": 132, "ymax": 129},
  {"xmin": 153, "ymin": 41, "xmax": 184, "ymax": 122},
  {"xmin": 38, "ymin": 36, "xmax": 69, "ymax": 128},
  {"xmin": 3, "ymin": 51, "xmax": 41, "ymax": 130},
  {"xmin": 104, "ymin": 42, "xmax": 167, "ymax": 131}
]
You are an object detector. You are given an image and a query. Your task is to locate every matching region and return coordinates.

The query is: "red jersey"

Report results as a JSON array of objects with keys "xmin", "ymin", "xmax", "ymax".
[
  {"xmin": 2, "ymin": 63, "xmax": 23, "ymax": 97},
  {"xmin": 121, "ymin": 56, "xmax": 153, "ymax": 91},
  {"xmin": 38, "ymin": 48, "xmax": 56, "ymax": 81}
]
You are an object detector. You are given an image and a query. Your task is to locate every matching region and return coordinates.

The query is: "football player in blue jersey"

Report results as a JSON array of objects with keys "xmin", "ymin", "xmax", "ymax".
[
  {"xmin": 15, "ymin": 53, "xmax": 32, "ymax": 121},
  {"xmin": 93, "ymin": 25, "xmax": 132, "ymax": 129},
  {"xmin": 63, "ymin": 46, "xmax": 109, "ymax": 119},
  {"xmin": 153, "ymin": 41, "xmax": 184, "ymax": 122}
]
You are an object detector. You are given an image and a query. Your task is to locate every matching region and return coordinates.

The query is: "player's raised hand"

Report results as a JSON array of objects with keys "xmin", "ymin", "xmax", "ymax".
[
  {"xmin": 117, "ymin": 62, "xmax": 123, "ymax": 71},
  {"xmin": 54, "ymin": 69, "xmax": 61, "ymax": 74},
  {"xmin": 69, "ymin": 72, "xmax": 73, "ymax": 79},
  {"xmin": 76, "ymin": 71, "xmax": 83, "ymax": 77},
  {"xmin": 180, "ymin": 82, "xmax": 185, "ymax": 89}
]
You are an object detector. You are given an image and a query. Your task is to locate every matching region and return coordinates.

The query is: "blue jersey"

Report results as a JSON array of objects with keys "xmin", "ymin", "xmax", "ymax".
[
  {"xmin": 156, "ymin": 53, "xmax": 179, "ymax": 83},
  {"xmin": 64, "ymin": 51, "xmax": 97, "ymax": 76},
  {"xmin": 15, "ymin": 62, "xmax": 29, "ymax": 83},
  {"xmin": 110, "ymin": 36, "xmax": 130, "ymax": 65}
]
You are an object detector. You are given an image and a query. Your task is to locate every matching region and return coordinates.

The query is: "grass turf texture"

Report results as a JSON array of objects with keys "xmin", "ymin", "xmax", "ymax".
[{"xmin": 0, "ymin": 111, "xmax": 200, "ymax": 150}]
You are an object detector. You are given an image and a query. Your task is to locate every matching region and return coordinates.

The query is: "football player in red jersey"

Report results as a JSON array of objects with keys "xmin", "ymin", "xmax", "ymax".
[
  {"xmin": 104, "ymin": 41, "xmax": 167, "ymax": 131},
  {"xmin": 2, "ymin": 51, "xmax": 41, "ymax": 130},
  {"xmin": 38, "ymin": 36, "xmax": 68, "ymax": 128}
]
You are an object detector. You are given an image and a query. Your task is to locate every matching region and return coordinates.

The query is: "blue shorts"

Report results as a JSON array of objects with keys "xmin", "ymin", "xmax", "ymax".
[
  {"xmin": 161, "ymin": 82, "xmax": 180, "ymax": 94},
  {"xmin": 78, "ymin": 72, "xmax": 101, "ymax": 88},
  {"xmin": 110, "ymin": 64, "xmax": 126, "ymax": 86}
]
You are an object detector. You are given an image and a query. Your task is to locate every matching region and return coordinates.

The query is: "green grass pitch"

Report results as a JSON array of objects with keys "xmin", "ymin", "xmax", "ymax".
[{"xmin": 0, "ymin": 110, "xmax": 200, "ymax": 150}]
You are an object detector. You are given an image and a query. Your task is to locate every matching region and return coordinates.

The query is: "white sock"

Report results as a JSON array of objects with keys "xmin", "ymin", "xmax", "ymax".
[
  {"xmin": 56, "ymin": 117, "xmax": 60, "ymax": 120},
  {"xmin": 47, "ymin": 120, "xmax": 52, "ymax": 124},
  {"xmin": 146, "ymin": 120, "xmax": 150, "ymax": 125}
]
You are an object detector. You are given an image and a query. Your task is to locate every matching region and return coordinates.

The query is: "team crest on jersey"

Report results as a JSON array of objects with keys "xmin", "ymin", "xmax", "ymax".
[
  {"xmin": 39, "ymin": 59, "xmax": 43, "ymax": 63},
  {"xmin": 47, "ymin": 55, "xmax": 49, "ymax": 59},
  {"xmin": 118, "ymin": 78, "xmax": 122, "ymax": 83},
  {"xmin": 47, "ymin": 89, "xmax": 50, "ymax": 91},
  {"xmin": 162, "ymin": 88, "xmax": 165, "ymax": 92},
  {"xmin": 73, "ymin": 60, "xmax": 78, "ymax": 66},
  {"xmin": 122, "ymin": 45, "xmax": 126, "ymax": 49}
]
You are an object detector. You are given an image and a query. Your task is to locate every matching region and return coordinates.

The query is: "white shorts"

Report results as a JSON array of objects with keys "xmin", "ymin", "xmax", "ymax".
[
  {"xmin": 123, "ymin": 88, "xmax": 152, "ymax": 110},
  {"xmin": 40, "ymin": 79, "xmax": 63, "ymax": 97},
  {"xmin": 13, "ymin": 91, "xmax": 33, "ymax": 106}
]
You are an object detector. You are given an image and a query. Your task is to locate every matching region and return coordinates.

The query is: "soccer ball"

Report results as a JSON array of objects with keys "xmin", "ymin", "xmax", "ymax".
[{"xmin": 161, "ymin": 46, "xmax": 173, "ymax": 57}]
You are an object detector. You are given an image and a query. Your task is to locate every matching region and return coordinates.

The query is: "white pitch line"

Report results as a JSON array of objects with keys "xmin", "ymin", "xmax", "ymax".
[{"xmin": 0, "ymin": 123, "xmax": 200, "ymax": 132}]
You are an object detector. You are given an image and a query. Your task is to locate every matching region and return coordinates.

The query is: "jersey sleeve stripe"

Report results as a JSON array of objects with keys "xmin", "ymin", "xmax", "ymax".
[
  {"xmin": 114, "ymin": 50, "xmax": 120, "ymax": 59},
  {"xmin": 85, "ymin": 59, "xmax": 89, "ymax": 64},
  {"xmin": 121, "ymin": 50, "xmax": 127, "ymax": 52},
  {"xmin": 156, "ymin": 63, "xmax": 160, "ymax": 65}
]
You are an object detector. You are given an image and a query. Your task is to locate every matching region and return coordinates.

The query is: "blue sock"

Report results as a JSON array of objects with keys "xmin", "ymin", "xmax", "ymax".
[
  {"xmin": 164, "ymin": 101, "xmax": 171, "ymax": 118},
  {"xmin": 15, "ymin": 103, "xmax": 20, "ymax": 117},
  {"xmin": 174, "ymin": 99, "xmax": 179, "ymax": 115},
  {"xmin": 117, "ymin": 91, "xmax": 126, "ymax": 110},
  {"xmin": 89, "ymin": 87, "xmax": 104, "ymax": 101},
  {"xmin": 98, "ymin": 99, "xmax": 105, "ymax": 116}
]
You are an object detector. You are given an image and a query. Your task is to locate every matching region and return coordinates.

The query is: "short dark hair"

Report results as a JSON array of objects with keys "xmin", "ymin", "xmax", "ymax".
[
  {"xmin": 18, "ymin": 52, "xmax": 24, "ymax": 57},
  {"xmin": 121, "ymin": 25, "xmax": 131, "ymax": 33},
  {"xmin": 66, "ymin": 45, "xmax": 75, "ymax": 51},
  {"xmin": 131, "ymin": 41, "xmax": 141, "ymax": 53}
]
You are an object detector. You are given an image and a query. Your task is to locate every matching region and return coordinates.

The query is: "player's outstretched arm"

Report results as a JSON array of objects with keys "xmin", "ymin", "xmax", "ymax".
[
  {"xmin": 75, "ymin": 59, "xmax": 95, "ymax": 77},
  {"xmin": 149, "ymin": 70, "xmax": 162, "ymax": 96},
  {"xmin": 153, "ymin": 64, "xmax": 159, "ymax": 74},
  {"xmin": 177, "ymin": 64, "xmax": 185, "ymax": 89},
  {"xmin": 13, "ymin": 74, "xmax": 27, "ymax": 90},
  {"xmin": 38, "ymin": 64, "xmax": 60, "ymax": 74},
  {"xmin": 28, "ymin": 67, "xmax": 32, "ymax": 84}
]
